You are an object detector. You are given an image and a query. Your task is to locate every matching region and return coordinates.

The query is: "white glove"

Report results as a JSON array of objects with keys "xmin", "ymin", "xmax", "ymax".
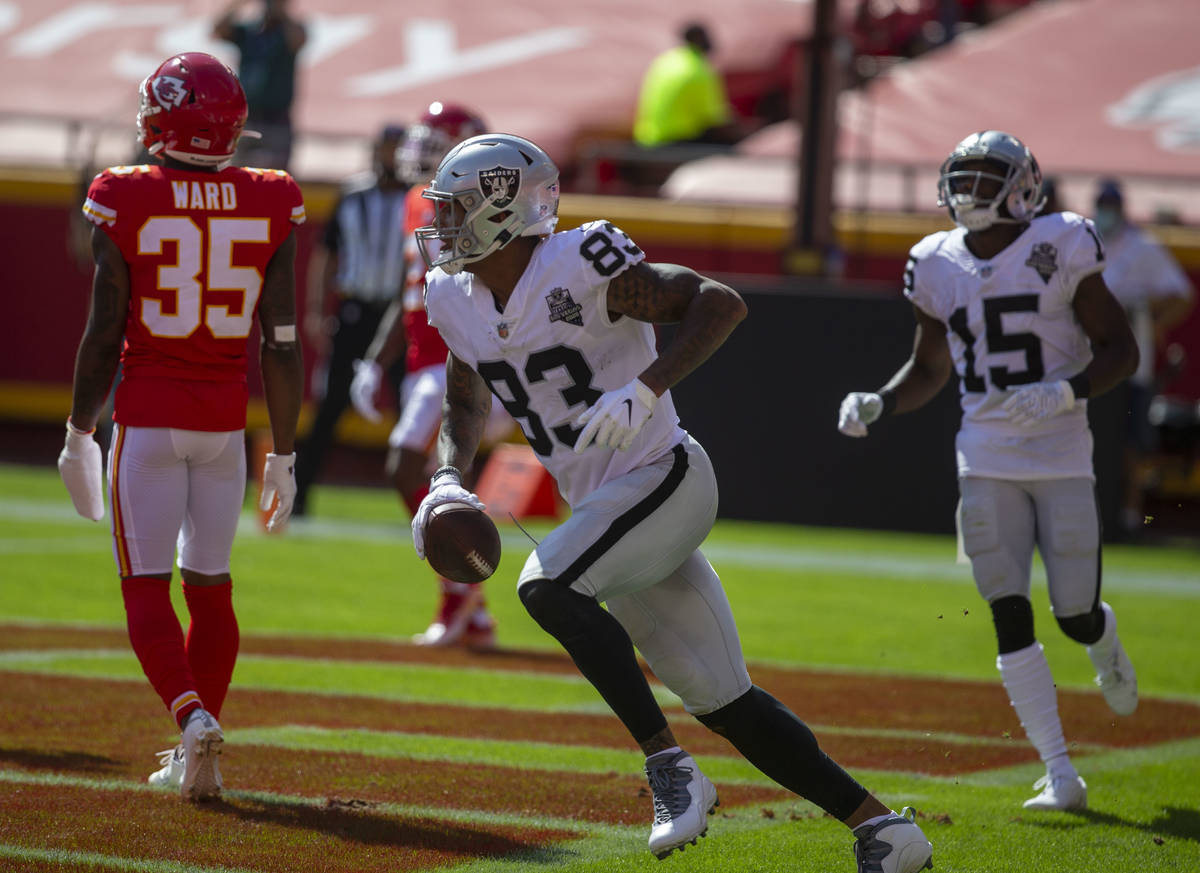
[
  {"xmin": 1002, "ymin": 380, "xmax": 1075, "ymax": 427},
  {"xmin": 350, "ymin": 359, "xmax": 383, "ymax": 424},
  {"xmin": 838, "ymin": 392, "xmax": 884, "ymax": 438},
  {"xmin": 412, "ymin": 467, "xmax": 486, "ymax": 559},
  {"xmin": 58, "ymin": 420, "xmax": 104, "ymax": 521},
  {"xmin": 573, "ymin": 379, "xmax": 658, "ymax": 453},
  {"xmin": 259, "ymin": 452, "xmax": 297, "ymax": 532}
]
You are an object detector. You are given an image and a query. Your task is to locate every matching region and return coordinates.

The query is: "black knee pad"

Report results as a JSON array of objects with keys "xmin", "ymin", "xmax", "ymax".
[
  {"xmin": 518, "ymin": 577, "xmax": 604, "ymax": 640},
  {"xmin": 1056, "ymin": 608, "xmax": 1105, "ymax": 645},
  {"xmin": 990, "ymin": 595, "xmax": 1035, "ymax": 654}
]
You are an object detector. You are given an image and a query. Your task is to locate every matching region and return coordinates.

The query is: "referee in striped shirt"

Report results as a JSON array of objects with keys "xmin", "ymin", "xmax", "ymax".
[{"xmin": 295, "ymin": 124, "xmax": 409, "ymax": 515}]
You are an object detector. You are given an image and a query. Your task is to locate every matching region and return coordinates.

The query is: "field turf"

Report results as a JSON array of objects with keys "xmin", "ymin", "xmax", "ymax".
[{"xmin": 1, "ymin": 462, "xmax": 1198, "ymax": 872}]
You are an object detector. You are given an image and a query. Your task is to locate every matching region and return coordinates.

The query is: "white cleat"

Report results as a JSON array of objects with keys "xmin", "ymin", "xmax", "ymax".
[
  {"xmin": 1023, "ymin": 772, "xmax": 1087, "ymax": 811},
  {"xmin": 645, "ymin": 750, "xmax": 719, "ymax": 859},
  {"xmin": 147, "ymin": 744, "xmax": 185, "ymax": 789},
  {"xmin": 853, "ymin": 807, "xmax": 933, "ymax": 873},
  {"xmin": 180, "ymin": 709, "xmax": 224, "ymax": 802},
  {"xmin": 1088, "ymin": 603, "xmax": 1137, "ymax": 716}
]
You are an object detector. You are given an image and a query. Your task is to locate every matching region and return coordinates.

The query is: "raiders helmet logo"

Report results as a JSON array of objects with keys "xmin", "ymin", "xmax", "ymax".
[
  {"xmin": 152, "ymin": 75, "xmax": 189, "ymax": 109},
  {"xmin": 479, "ymin": 166, "xmax": 520, "ymax": 208}
]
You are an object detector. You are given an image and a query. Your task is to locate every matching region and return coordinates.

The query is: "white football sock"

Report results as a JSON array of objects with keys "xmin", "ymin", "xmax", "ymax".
[{"xmin": 997, "ymin": 642, "xmax": 1074, "ymax": 772}]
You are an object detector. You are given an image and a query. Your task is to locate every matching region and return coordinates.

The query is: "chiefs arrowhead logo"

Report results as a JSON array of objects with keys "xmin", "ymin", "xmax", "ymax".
[{"xmin": 152, "ymin": 75, "xmax": 189, "ymax": 110}]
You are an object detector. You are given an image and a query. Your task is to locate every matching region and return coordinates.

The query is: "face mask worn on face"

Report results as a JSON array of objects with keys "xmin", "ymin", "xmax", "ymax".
[{"xmin": 1094, "ymin": 206, "xmax": 1121, "ymax": 237}]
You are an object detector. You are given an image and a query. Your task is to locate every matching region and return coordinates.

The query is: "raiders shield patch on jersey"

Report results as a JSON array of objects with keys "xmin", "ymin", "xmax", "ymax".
[
  {"xmin": 546, "ymin": 287, "xmax": 583, "ymax": 326},
  {"xmin": 1025, "ymin": 242, "xmax": 1058, "ymax": 285},
  {"xmin": 479, "ymin": 166, "xmax": 520, "ymax": 208}
]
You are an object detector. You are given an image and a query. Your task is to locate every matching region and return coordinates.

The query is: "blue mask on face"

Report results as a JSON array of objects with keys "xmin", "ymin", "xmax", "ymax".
[{"xmin": 1094, "ymin": 206, "xmax": 1121, "ymax": 237}]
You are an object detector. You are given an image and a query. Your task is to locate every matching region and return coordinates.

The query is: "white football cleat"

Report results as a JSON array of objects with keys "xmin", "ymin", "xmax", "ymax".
[
  {"xmin": 1088, "ymin": 603, "xmax": 1138, "ymax": 716},
  {"xmin": 180, "ymin": 709, "xmax": 224, "ymax": 802},
  {"xmin": 148, "ymin": 744, "xmax": 185, "ymax": 789},
  {"xmin": 1023, "ymin": 772, "xmax": 1087, "ymax": 811},
  {"xmin": 853, "ymin": 807, "xmax": 933, "ymax": 873},
  {"xmin": 644, "ymin": 750, "xmax": 719, "ymax": 859}
]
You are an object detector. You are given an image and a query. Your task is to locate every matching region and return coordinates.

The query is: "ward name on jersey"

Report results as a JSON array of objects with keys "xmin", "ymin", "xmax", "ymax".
[
  {"xmin": 83, "ymin": 163, "xmax": 305, "ymax": 431},
  {"xmin": 904, "ymin": 211, "xmax": 1105, "ymax": 480},
  {"xmin": 425, "ymin": 220, "xmax": 685, "ymax": 506}
]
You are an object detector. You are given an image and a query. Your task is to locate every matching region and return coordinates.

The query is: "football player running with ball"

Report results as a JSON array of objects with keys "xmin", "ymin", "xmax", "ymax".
[
  {"xmin": 409, "ymin": 133, "xmax": 932, "ymax": 872},
  {"xmin": 839, "ymin": 130, "xmax": 1139, "ymax": 811},
  {"xmin": 60, "ymin": 52, "xmax": 305, "ymax": 801}
]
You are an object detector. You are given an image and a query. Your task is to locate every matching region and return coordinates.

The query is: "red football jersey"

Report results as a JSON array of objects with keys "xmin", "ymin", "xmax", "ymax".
[
  {"xmin": 83, "ymin": 163, "xmax": 305, "ymax": 431},
  {"xmin": 401, "ymin": 186, "xmax": 450, "ymax": 372}
]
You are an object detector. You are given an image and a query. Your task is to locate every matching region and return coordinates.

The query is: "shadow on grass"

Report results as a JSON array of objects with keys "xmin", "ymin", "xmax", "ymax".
[
  {"xmin": 1022, "ymin": 806, "xmax": 1200, "ymax": 844},
  {"xmin": 0, "ymin": 747, "xmax": 122, "ymax": 774},
  {"xmin": 200, "ymin": 794, "xmax": 584, "ymax": 860}
]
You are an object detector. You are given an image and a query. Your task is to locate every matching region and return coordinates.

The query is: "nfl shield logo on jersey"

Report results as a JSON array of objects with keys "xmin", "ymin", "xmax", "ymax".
[
  {"xmin": 479, "ymin": 167, "xmax": 520, "ymax": 208},
  {"xmin": 1025, "ymin": 243, "xmax": 1059, "ymax": 285},
  {"xmin": 546, "ymin": 287, "xmax": 584, "ymax": 327}
]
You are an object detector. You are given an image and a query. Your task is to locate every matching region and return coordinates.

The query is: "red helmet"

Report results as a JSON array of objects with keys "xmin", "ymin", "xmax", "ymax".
[
  {"xmin": 137, "ymin": 52, "xmax": 248, "ymax": 167},
  {"xmin": 398, "ymin": 102, "xmax": 487, "ymax": 185}
]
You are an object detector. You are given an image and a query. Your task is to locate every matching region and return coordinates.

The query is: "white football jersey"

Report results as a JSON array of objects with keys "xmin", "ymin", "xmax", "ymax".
[
  {"xmin": 425, "ymin": 220, "xmax": 686, "ymax": 507},
  {"xmin": 904, "ymin": 211, "xmax": 1106, "ymax": 480}
]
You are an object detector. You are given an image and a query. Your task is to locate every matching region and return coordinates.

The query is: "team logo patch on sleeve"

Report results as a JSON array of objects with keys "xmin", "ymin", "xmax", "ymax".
[
  {"xmin": 545, "ymin": 287, "xmax": 583, "ymax": 326},
  {"xmin": 1025, "ymin": 243, "xmax": 1059, "ymax": 285},
  {"xmin": 479, "ymin": 167, "xmax": 520, "ymax": 208}
]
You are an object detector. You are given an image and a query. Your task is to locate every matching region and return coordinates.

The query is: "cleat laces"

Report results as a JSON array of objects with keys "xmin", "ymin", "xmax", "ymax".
[{"xmin": 646, "ymin": 759, "xmax": 693, "ymax": 825}]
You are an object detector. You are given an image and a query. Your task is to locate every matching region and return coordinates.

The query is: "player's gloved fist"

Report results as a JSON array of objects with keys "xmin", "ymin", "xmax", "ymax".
[
  {"xmin": 58, "ymin": 419, "xmax": 104, "ymax": 521},
  {"xmin": 350, "ymin": 359, "xmax": 383, "ymax": 423},
  {"xmin": 259, "ymin": 452, "xmax": 297, "ymax": 532},
  {"xmin": 838, "ymin": 392, "xmax": 884, "ymax": 438},
  {"xmin": 573, "ymin": 379, "xmax": 658, "ymax": 453},
  {"xmin": 1002, "ymin": 380, "xmax": 1075, "ymax": 427},
  {"xmin": 412, "ymin": 466, "xmax": 486, "ymax": 559}
]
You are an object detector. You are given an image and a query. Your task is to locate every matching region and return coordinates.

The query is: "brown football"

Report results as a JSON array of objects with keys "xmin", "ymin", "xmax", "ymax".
[{"xmin": 424, "ymin": 502, "xmax": 502, "ymax": 584}]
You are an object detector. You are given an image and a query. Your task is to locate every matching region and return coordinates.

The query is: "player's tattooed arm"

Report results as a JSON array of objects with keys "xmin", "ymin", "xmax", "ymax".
[
  {"xmin": 605, "ymin": 261, "xmax": 747, "ymax": 396},
  {"xmin": 67, "ymin": 228, "xmax": 131, "ymax": 431},
  {"xmin": 437, "ymin": 352, "xmax": 492, "ymax": 472},
  {"xmin": 259, "ymin": 231, "xmax": 303, "ymax": 455}
]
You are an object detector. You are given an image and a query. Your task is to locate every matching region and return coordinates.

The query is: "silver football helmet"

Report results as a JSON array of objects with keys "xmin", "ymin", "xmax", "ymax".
[
  {"xmin": 416, "ymin": 133, "xmax": 560, "ymax": 274},
  {"xmin": 936, "ymin": 130, "xmax": 1044, "ymax": 232}
]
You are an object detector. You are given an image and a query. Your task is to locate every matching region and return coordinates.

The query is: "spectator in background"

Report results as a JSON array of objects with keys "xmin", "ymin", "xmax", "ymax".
[
  {"xmin": 633, "ymin": 22, "xmax": 740, "ymax": 149},
  {"xmin": 293, "ymin": 125, "xmax": 410, "ymax": 516},
  {"xmin": 213, "ymin": 0, "xmax": 306, "ymax": 170},
  {"xmin": 1092, "ymin": 179, "xmax": 1196, "ymax": 537}
]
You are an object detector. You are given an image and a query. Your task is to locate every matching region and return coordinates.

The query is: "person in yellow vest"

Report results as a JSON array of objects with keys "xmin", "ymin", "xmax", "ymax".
[{"xmin": 633, "ymin": 22, "xmax": 740, "ymax": 148}]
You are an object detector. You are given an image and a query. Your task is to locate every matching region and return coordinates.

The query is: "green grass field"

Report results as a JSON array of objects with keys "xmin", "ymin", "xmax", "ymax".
[{"xmin": 2, "ymin": 461, "xmax": 1198, "ymax": 872}]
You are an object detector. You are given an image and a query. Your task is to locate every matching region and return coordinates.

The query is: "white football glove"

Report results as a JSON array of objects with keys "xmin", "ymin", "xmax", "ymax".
[
  {"xmin": 838, "ymin": 392, "xmax": 884, "ymax": 438},
  {"xmin": 350, "ymin": 359, "xmax": 383, "ymax": 424},
  {"xmin": 412, "ymin": 467, "xmax": 486, "ymax": 559},
  {"xmin": 1002, "ymin": 380, "xmax": 1075, "ymax": 427},
  {"xmin": 58, "ymin": 420, "xmax": 104, "ymax": 521},
  {"xmin": 573, "ymin": 379, "xmax": 657, "ymax": 453},
  {"xmin": 259, "ymin": 452, "xmax": 297, "ymax": 532}
]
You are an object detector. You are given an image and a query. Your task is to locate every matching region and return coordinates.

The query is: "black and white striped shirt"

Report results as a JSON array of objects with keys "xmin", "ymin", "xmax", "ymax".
[{"xmin": 323, "ymin": 173, "xmax": 409, "ymax": 303}]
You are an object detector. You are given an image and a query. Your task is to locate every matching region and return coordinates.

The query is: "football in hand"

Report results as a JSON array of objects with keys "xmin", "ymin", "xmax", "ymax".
[{"xmin": 424, "ymin": 502, "xmax": 502, "ymax": 584}]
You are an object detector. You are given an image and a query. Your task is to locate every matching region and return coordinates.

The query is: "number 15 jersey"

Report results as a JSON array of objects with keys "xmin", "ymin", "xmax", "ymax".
[
  {"xmin": 425, "ymin": 220, "xmax": 685, "ymax": 507},
  {"xmin": 83, "ymin": 163, "xmax": 305, "ymax": 431},
  {"xmin": 904, "ymin": 211, "xmax": 1106, "ymax": 480}
]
